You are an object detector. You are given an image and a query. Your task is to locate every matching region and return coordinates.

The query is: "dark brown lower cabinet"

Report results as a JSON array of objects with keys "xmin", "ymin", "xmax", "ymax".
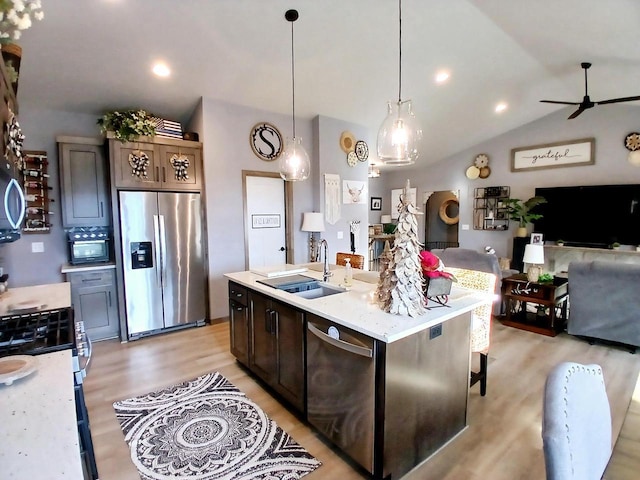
[
  {"xmin": 228, "ymin": 282, "xmax": 249, "ymax": 366},
  {"xmin": 249, "ymin": 291, "xmax": 304, "ymax": 412}
]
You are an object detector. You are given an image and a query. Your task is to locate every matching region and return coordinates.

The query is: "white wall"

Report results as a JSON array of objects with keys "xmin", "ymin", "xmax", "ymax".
[{"xmin": 384, "ymin": 104, "xmax": 640, "ymax": 260}]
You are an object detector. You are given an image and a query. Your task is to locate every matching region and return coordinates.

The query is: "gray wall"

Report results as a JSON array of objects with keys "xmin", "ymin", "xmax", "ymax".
[
  {"xmin": 0, "ymin": 107, "xmax": 101, "ymax": 287},
  {"xmin": 384, "ymin": 104, "xmax": 640, "ymax": 260},
  {"xmin": 194, "ymin": 101, "xmax": 373, "ymax": 320}
]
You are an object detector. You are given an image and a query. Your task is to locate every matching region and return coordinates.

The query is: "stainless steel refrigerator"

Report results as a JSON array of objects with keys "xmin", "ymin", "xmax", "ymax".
[{"xmin": 119, "ymin": 191, "xmax": 206, "ymax": 338}]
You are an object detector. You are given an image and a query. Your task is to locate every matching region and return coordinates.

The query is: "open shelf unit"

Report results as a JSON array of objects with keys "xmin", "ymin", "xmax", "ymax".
[{"xmin": 473, "ymin": 186, "xmax": 510, "ymax": 231}]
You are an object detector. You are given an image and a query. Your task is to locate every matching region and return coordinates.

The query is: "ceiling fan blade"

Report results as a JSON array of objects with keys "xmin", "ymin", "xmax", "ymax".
[
  {"xmin": 568, "ymin": 107, "xmax": 585, "ymax": 119},
  {"xmin": 540, "ymin": 100, "xmax": 580, "ymax": 105},
  {"xmin": 596, "ymin": 95, "xmax": 640, "ymax": 105}
]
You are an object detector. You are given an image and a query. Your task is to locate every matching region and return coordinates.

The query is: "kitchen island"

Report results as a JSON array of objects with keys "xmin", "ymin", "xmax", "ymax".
[{"xmin": 225, "ymin": 267, "xmax": 489, "ymax": 479}]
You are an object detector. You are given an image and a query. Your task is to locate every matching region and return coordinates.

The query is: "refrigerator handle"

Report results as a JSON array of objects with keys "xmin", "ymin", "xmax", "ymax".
[
  {"xmin": 159, "ymin": 215, "xmax": 167, "ymax": 284},
  {"xmin": 153, "ymin": 215, "xmax": 162, "ymax": 287}
]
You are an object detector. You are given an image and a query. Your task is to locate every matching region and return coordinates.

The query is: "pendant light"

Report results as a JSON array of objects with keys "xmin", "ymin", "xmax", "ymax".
[
  {"xmin": 377, "ymin": 0, "xmax": 422, "ymax": 166},
  {"xmin": 279, "ymin": 9, "xmax": 310, "ymax": 182}
]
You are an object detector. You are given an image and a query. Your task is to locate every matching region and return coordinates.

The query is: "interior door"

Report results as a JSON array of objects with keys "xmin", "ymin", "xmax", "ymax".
[
  {"xmin": 245, "ymin": 175, "xmax": 286, "ymax": 269},
  {"xmin": 157, "ymin": 192, "xmax": 206, "ymax": 328}
]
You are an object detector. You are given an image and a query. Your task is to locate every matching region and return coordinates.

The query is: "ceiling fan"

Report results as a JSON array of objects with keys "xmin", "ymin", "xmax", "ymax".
[{"xmin": 540, "ymin": 62, "xmax": 640, "ymax": 119}]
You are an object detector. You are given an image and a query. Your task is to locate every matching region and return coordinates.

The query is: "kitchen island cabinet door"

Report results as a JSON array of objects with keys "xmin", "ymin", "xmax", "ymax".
[
  {"xmin": 274, "ymin": 300, "xmax": 304, "ymax": 412},
  {"xmin": 59, "ymin": 141, "xmax": 109, "ymax": 227},
  {"xmin": 69, "ymin": 269, "xmax": 119, "ymax": 341},
  {"xmin": 228, "ymin": 282, "xmax": 249, "ymax": 366},
  {"xmin": 249, "ymin": 292, "xmax": 277, "ymax": 385},
  {"xmin": 247, "ymin": 291, "xmax": 305, "ymax": 413}
]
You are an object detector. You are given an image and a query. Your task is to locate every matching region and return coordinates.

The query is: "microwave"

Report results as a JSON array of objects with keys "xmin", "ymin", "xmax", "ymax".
[
  {"xmin": 0, "ymin": 167, "xmax": 25, "ymax": 243},
  {"xmin": 67, "ymin": 228, "xmax": 110, "ymax": 265}
]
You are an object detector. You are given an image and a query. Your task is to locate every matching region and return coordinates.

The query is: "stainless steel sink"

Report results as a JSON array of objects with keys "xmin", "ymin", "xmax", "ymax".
[{"xmin": 293, "ymin": 283, "xmax": 347, "ymax": 299}]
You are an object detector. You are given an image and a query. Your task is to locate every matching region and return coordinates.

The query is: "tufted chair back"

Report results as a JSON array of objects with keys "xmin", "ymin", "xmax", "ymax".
[{"xmin": 542, "ymin": 362, "xmax": 612, "ymax": 480}]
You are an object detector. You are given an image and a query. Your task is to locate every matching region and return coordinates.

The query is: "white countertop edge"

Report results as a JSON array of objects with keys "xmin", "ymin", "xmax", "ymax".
[
  {"xmin": 225, "ymin": 269, "xmax": 489, "ymax": 343},
  {"xmin": 61, "ymin": 262, "xmax": 116, "ymax": 273}
]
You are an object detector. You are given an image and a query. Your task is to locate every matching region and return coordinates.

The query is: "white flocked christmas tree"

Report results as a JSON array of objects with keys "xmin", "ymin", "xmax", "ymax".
[{"xmin": 376, "ymin": 180, "xmax": 426, "ymax": 317}]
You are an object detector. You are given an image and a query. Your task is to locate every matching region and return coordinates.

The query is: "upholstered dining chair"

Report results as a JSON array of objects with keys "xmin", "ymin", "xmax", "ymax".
[
  {"xmin": 443, "ymin": 267, "xmax": 496, "ymax": 396},
  {"xmin": 542, "ymin": 362, "xmax": 612, "ymax": 480},
  {"xmin": 336, "ymin": 252, "xmax": 365, "ymax": 270}
]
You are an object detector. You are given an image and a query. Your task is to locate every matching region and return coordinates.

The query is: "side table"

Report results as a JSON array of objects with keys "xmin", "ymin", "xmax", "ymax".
[{"xmin": 500, "ymin": 274, "xmax": 568, "ymax": 337}]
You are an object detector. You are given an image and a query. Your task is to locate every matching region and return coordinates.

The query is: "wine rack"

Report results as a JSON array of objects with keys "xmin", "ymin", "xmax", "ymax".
[{"xmin": 21, "ymin": 150, "xmax": 52, "ymax": 233}]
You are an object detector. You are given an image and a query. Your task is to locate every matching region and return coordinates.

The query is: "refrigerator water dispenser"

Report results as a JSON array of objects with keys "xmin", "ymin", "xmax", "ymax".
[{"xmin": 131, "ymin": 241, "xmax": 153, "ymax": 269}]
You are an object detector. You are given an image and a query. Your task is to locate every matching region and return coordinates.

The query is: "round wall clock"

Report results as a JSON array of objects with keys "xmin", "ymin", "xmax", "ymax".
[{"xmin": 249, "ymin": 122, "xmax": 283, "ymax": 161}]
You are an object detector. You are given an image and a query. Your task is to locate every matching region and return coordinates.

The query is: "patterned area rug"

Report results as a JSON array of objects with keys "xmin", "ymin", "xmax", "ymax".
[{"xmin": 113, "ymin": 372, "xmax": 321, "ymax": 480}]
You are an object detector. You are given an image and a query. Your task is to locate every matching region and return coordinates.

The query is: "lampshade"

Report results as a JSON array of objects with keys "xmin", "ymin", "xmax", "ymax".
[
  {"xmin": 279, "ymin": 9, "xmax": 310, "ymax": 182},
  {"xmin": 523, "ymin": 244, "xmax": 545, "ymax": 264},
  {"xmin": 381, "ymin": 214, "xmax": 392, "ymax": 224},
  {"xmin": 301, "ymin": 212, "xmax": 325, "ymax": 232},
  {"xmin": 280, "ymin": 137, "xmax": 310, "ymax": 181},
  {"xmin": 377, "ymin": 100, "xmax": 422, "ymax": 165},
  {"xmin": 377, "ymin": 0, "xmax": 422, "ymax": 166}
]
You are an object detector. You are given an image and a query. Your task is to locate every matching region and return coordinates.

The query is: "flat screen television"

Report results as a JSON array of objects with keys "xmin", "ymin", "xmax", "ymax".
[{"xmin": 533, "ymin": 184, "xmax": 640, "ymax": 248}]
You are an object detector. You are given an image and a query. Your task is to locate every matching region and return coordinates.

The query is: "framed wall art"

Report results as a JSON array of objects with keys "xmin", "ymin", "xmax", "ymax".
[
  {"xmin": 511, "ymin": 137, "xmax": 595, "ymax": 172},
  {"xmin": 370, "ymin": 197, "xmax": 382, "ymax": 211}
]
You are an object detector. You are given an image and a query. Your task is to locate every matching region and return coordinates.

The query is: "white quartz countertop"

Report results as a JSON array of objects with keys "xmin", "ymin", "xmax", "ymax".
[
  {"xmin": 0, "ymin": 350, "xmax": 84, "ymax": 479},
  {"xmin": 225, "ymin": 267, "xmax": 489, "ymax": 343},
  {"xmin": 0, "ymin": 282, "xmax": 71, "ymax": 316}
]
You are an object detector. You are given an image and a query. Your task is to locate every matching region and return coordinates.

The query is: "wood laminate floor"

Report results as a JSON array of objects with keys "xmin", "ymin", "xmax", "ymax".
[{"xmin": 83, "ymin": 318, "xmax": 640, "ymax": 480}]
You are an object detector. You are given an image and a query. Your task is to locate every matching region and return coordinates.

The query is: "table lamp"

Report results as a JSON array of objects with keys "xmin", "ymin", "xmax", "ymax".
[
  {"xmin": 523, "ymin": 244, "xmax": 545, "ymax": 282},
  {"xmin": 301, "ymin": 212, "xmax": 325, "ymax": 262}
]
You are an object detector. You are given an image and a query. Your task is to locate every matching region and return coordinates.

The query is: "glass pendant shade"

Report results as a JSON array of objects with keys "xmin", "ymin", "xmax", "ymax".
[
  {"xmin": 377, "ymin": 100, "xmax": 422, "ymax": 165},
  {"xmin": 279, "ymin": 137, "xmax": 310, "ymax": 181}
]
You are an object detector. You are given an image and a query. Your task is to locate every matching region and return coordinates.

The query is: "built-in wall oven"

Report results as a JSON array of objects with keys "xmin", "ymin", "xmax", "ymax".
[{"xmin": 0, "ymin": 307, "xmax": 97, "ymax": 479}]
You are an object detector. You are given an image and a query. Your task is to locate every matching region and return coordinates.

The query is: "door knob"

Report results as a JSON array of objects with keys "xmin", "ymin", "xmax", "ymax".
[{"xmin": 279, "ymin": 247, "xmax": 285, "ymax": 251}]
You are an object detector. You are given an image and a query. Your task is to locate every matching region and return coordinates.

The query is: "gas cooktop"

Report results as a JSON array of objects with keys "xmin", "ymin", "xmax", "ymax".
[{"xmin": 0, "ymin": 308, "xmax": 74, "ymax": 357}]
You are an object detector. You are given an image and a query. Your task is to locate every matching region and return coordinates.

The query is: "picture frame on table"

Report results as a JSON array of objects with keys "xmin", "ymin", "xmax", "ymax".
[
  {"xmin": 531, "ymin": 233, "xmax": 544, "ymax": 245},
  {"xmin": 370, "ymin": 197, "xmax": 382, "ymax": 211}
]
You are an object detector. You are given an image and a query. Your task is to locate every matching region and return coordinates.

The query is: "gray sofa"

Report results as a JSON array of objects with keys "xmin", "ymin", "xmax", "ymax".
[
  {"xmin": 431, "ymin": 247, "xmax": 517, "ymax": 315},
  {"xmin": 567, "ymin": 260, "xmax": 640, "ymax": 348}
]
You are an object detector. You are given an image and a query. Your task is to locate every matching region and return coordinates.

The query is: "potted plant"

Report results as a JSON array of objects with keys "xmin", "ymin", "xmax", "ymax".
[
  {"xmin": 97, "ymin": 109, "xmax": 157, "ymax": 143},
  {"xmin": 611, "ymin": 242, "xmax": 621, "ymax": 250},
  {"xmin": 556, "ymin": 239, "xmax": 565, "ymax": 246},
  {"xmin": 504, "ymin": 196, "xmax": 547, "ymax": 237}
]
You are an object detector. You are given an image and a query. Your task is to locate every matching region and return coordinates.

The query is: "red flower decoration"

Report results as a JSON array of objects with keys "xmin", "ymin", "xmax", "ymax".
[{"xmin": 419, "ymin": 250, "xmax": 456, "ymax": 280}]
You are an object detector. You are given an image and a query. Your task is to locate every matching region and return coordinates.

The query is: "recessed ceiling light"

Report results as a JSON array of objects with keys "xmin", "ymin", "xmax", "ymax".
[
  {"xmin": 152, "ymin": 62, "xmax": 171, "ymax": 77},
  {"xmin": 435, "ymin": 70, "xmax": 450, "ymax": 84},
  {"xmin": 495, "ymin": 102, "xmax": 508, "ymax": 113}
]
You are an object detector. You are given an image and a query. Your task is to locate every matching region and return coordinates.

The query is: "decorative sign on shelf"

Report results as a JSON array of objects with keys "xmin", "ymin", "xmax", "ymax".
[{"xmin": 511, "ymin": 137, "xmax": 595, "ymax": 172}]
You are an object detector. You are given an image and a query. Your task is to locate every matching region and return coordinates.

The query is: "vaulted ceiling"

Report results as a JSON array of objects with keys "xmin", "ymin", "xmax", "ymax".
[{"xmin": 14, "ymin": 0, "xmax": 640, "ymax": 166}]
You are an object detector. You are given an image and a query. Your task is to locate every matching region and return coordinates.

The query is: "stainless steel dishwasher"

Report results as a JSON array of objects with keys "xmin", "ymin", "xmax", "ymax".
[{"xmin": 306, "ymin": 314, "xmax": 376, "ymax": 474}]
